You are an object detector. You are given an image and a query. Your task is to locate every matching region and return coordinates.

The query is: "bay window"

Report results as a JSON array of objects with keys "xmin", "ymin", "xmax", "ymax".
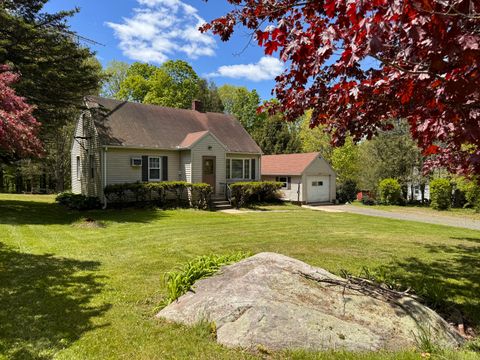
[{"xmin": 226, "ymin": 158, "xmax": 256, "ymax": 180}]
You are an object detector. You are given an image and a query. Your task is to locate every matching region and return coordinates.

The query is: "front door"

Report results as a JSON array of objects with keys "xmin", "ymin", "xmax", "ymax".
[{"xmin": 202, "ymin": 156, "xmax": 216, "ymax": 192}]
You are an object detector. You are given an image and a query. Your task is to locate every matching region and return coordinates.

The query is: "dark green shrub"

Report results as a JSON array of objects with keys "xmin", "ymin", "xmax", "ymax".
[
  {"xmin": 104, "ymin": 181, "xmax": 213, "ymax": 209},
  {"xmin": 190, "ymin": 183, "xmax": 212, "ymax": 210},
  {"xmin": 336, "ymin": 179, "xmax": 357, "ymax": 204},
  {"xmin": 430, "ymin": 178, "xmax": 452, "ymax": 210},
  {"xmin": 55, "ymin": 192, "xmax": 101, "ymax": 210},
  {"xmin": 378, "ymin": 178, "xmax": 402, "ymax": 205},
  {"xmin": 229, "ymin": 181, "xmax": 282, "ymax": 208},
  {"xmin": 361, "ymin": 195, "xmax": 376, "ymax": 206}
]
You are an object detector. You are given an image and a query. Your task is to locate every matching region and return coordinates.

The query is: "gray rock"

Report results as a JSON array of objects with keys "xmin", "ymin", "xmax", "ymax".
[{"xmin": 157, "ymin": 252, "xmax": 463, "ymax": 352}]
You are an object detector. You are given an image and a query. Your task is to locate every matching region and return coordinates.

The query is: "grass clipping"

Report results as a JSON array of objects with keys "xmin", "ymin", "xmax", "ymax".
[{"xmin": 160, "ymin": 252, "xmax": 249, "ymax": 308}]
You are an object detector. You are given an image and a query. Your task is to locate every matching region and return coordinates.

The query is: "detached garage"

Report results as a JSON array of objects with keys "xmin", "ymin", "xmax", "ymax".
[{"xmin": 261, "ymin": 152, "xmax": 336, "ymax": 204}]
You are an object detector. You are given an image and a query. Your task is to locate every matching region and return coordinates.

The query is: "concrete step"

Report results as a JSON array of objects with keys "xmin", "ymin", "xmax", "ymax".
[{"xmin": 212, "ymin": 200, "xmax": 233, "ymax": 210}]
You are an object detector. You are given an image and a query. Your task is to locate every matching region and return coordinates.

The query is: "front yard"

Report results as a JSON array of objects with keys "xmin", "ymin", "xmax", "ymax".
[
  {"xmin": 0, "ymin": 194, "xmax": 479, "ymax": 359},
  {"xmin": 352, "ymin": 201, "xmax": 480, "ymax": 221}
]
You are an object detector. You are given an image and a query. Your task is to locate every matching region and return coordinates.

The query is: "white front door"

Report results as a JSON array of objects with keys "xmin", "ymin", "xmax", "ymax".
[{"xmin": 306, "ymin": 176, "xmax": 330, "ymax": 203}]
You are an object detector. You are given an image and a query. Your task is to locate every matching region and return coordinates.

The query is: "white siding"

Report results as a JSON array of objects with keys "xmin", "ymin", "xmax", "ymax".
[
  {"xmin": 190, "ymin": 134, "xmax": 226, "ymax": 195},
  {"xmin": 303, "ymin": 157, "xmax": 336, "ymax": 202},
  {"xmin": 105, "ymin": 148, "xmax": 181, "ymax": 185},
  {"xmin": 71, "ymin": 112, "xmax": 102, "ymax": 197},
  {"xmin": 180, "ymin": 151, "xmax": 192, "ymax": 182},
  {"xmin": 263, "ymin": 175, "xmax": 303, "ymax": 202}
]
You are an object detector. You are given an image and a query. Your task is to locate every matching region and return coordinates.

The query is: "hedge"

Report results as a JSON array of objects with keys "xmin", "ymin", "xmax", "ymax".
[
  {"xmin": 56, "ymin": 192, "xmax": 101, "ymax": 211},
  {"xmin": 430, "ymin": 178, "xmax": 452, "ymax": 210},
  {"xmin": 229, "ymin": 181, "xmax": 283, "ymax": 208},
  {"xmin": 103, "ymin": 181, "xmax": 212, "ymax": 209},
  {"xmin": 336, "ymin": 179, "xmax": 358, "ymax": 204},
  {"xmin": 378, "ymin": 178, "xmax": 402, "ymax": 205}
]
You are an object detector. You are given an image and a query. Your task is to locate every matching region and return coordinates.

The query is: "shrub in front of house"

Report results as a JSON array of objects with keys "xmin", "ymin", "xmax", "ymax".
[
  {"xmin": 378, "ymin": 178, "xmax": 402, "ymax": 205},
  {"xmin": 430, "ymin": 178, "xmax": 452, "ymax": 210},
  {"xmin": 229, "ymin": 181, "xmax": 283, "ymax": 208},
  {"xmin": 336, "ymin": 179, "xmax": 358, "ymax": 204},
  {"xmin": 103, "ymin": 181, "xmax": 212, "ymax": 209},
  {"xmin": 56, "ymin": 192, "xmax": 101, "ymax": 210}
]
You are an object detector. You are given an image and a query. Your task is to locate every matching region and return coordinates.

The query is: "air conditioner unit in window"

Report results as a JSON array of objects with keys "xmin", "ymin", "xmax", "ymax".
[{"xmin": 131, "ymin": 157, "xmax": 142, "ymax": 167}]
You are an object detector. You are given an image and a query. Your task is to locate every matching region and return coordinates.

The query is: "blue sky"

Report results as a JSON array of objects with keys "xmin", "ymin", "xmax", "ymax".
[{"xmin": 44, "ymin": 0, "xmax": 281, "ymax": 100}]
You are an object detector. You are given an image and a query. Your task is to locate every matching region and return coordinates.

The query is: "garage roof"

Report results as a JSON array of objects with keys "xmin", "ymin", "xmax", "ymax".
[{"xmin": 261, "ymin": 152, "xmax": 321, "ymax": 176}]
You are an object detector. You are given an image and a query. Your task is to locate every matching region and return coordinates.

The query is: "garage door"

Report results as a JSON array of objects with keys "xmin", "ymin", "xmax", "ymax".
[{"xmin": 306, "ymin": 176, "xmax": 330, "ymax": 203}]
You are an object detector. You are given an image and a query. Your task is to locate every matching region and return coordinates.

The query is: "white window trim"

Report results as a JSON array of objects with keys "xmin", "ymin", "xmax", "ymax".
[
  {"xmin": 148, "ymin": 156, "xmax": 162, "ymax": 181},
  {"xmin": 226, "ymin": 158, "xmax": 255, "ymax": 180}
]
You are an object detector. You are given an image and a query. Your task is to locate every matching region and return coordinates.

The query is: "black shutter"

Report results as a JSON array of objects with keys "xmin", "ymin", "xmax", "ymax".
[
  {"xmin": 251, "ymin": 159, "xmax": 256, "ymax": 180},
  {"xmin": 162, "ymin": 156, "xmax": 168, "ymax": 181},
  {"xmin": 287, "ymin": 176, "xmax": 291, "ymax": 190},
  {"xmin": 142, "ymin": 156, "xmax": 148, "ymax": 182}
]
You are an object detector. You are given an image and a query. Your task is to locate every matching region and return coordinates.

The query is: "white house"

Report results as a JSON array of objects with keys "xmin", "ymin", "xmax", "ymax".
[
  {"xmin": 71, "ymin": 96, "xmax": 262, "ymax": 202},
  {"xmin": 261, "ymin": 152, "xmax": 336, "ymax": 203}
]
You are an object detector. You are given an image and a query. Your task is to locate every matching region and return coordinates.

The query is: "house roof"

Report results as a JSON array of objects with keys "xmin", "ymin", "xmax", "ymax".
[
  {"xmin": 85, "ymin": 96, "xmax": 262, "ymax": 154},
  {"xmin": 178, "ymin": 131, "xmax": 210, "ymax": 148},
  {"xmin": 261, "ymin": 152, "xmax": 321, "ymax": 175}
]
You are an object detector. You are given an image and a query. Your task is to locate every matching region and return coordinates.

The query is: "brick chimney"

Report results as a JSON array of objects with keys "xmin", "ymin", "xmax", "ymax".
[{"xmin": 192, "ymin": 99, "xmax": 203, "ymax": 112}]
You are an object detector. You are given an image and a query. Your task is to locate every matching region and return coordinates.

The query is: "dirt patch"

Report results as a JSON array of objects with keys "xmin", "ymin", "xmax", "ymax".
[{"xmin": 72, "ymin": 217, "xmax": 106, "ymax": 229}]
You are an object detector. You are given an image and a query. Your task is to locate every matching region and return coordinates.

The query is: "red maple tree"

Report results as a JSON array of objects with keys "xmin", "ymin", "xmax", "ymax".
[
  {"xmin": 201, "ymin": 0, "xmax": 480, "ymax": 175},
  {"xmin": 0, "ymin": 65, "xmax": 42, "ymax": 158}
]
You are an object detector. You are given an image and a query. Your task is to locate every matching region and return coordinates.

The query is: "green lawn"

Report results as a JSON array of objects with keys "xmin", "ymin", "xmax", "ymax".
[
  {"xmin": 0, "ymin": 194, "xmax": 479, "ymax": 360},
  {"xmin": 352, "ymin": 201, "xmax": 480, "ymax": 220}
]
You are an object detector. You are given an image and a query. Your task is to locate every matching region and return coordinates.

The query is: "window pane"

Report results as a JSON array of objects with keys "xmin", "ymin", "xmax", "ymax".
[
  {"xmin": 277, "ymin": 177, "xmax": 288, "ymax": 189},
  {"xmin": 232, "ymin": 159, "xmax": 243, "ymax": 179},
  {"xmin": 149, "ymin": 157, "xmax": 159, "ymax": 168},
  {"xmin": 226, "ymin": 159, "xmax": 230, "ymax": 179},
  {"xmin": 150, "ymin": 169, "xmax": 160, "ymax": 180},
  {"xmin": 244, "ymin": 159, "xmax": 250, "ymax": 179}
]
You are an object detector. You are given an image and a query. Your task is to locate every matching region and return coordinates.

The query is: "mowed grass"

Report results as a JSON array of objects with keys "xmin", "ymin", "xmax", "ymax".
[
  {"xmin": 0, "ymin": 194, "xmax": 479, "ymax": 360},
  {"xmin": 352, "ymin": 201, "xmax": 480, "ymax": 221}
]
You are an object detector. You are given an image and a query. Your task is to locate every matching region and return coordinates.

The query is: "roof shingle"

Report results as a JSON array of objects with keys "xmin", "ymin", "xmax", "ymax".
[
  {"xmin": 86, "ymin": 96, "xmax": 261, "ymax": 154},
  {"xmin": 261, "ymin": 152, "xmax": 320, "ymax": 175}
]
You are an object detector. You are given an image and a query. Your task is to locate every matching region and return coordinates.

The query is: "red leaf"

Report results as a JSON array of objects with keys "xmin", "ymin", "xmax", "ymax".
[
  {"xmin": 423, "ymin": 145, "xmax": 439, "ymax": 156},
  {"xmin": 324, "ymin": 0, "xmax": 335, "ymax": 17}
]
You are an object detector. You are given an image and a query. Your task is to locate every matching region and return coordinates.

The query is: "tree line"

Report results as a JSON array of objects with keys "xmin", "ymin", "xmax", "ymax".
[{"xmin": 1, "ymin": 0, "xmax": 477, "ymax": 205}]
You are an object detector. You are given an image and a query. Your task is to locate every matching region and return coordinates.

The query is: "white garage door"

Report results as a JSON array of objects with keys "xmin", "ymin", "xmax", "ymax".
[{"xmin": 306, "ymin": 176, "xmax": 330, "ymax": 203}]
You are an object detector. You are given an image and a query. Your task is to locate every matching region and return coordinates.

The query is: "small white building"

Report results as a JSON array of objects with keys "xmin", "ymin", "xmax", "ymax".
[{"xmin": 261, "ymin": 152, "xmax": 336, "ymax": 204}]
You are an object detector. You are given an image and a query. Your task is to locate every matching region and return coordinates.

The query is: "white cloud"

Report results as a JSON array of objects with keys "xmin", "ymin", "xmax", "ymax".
[
  {"xmin": 106, "ymin": 0, "xmax": 216, "ymax": 64},
  {"xmin": 207, "ymin": 57, "xmax": 284, "ymax": 82}
]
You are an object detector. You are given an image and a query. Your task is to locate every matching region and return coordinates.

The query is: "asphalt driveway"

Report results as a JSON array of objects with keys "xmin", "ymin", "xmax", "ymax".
[{"xmin": 303, "ymin": 204, "xmax": 480, "ymax": 231}]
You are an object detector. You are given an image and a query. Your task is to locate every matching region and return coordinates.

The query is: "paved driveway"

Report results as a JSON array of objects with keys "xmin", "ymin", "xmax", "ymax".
[{"xmin": 303, "ymin": 204, "xmax": 480, "ymax": 231}]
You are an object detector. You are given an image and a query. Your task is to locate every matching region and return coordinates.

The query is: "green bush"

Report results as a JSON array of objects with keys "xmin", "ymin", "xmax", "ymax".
[
  {"xmin": 456, "ymin": 177, "xmax": 480, "ymax": 210},
  {"xmin": 430, "ymin": 178, "xmax": 452, "ymax": 210},
  {"xmin": 190, "ymin": 183, "xmax": 213, "ymax": 209},
  {"xmin": 229, "ymin": 181, "xmax": 282, "ymax": 208},
  {"xmin": 103, "ymin": 181, "xmax": 212, "ymax": 209},
  {"xmin": 336, "ymin": 179, "xmax": 358, "ymax": 204},
  {"xmin": 378, "ymin": 178, "xmax": 402, "ymax": 205},
  {"xmin": 161, "ymin": 252, "xmax": 249, "ymax": 307},
  {"xmin": 361, "ymin": 195, "xmax": 376, "ymax": 206},
  {"xmin": 55, "ymin": 192, "xmax": 101, "ymax": 210}
]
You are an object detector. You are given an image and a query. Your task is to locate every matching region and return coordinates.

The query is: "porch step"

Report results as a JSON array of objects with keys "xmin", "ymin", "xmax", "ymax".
[{"xmin": 211, "ymin": 199, "xmax": 233, "ymax": 211}]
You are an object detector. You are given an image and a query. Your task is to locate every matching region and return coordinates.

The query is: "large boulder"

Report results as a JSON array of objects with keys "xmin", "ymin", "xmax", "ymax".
[{"xmin": 157, "ymin": 252, "xmax": 463, "ymax": 352}]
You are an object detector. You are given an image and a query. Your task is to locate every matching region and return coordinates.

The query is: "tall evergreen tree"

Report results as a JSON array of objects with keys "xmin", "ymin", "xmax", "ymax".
[{"xmin": 0, "ymin": 0, "xmax": 103, "ymax": 191}]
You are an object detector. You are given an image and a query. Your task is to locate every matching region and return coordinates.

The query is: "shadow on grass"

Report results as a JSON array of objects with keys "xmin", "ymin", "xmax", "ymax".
[
  {"xmin": 0, "ymin": 243, "xmax": 111, "ymax": 359},
  {"xmin": 377, "ymin": 241, "xmax": 480, "ymax": 327},
  {"xmin": 0, "ymin": 199, "xmax": 167, "ymax": 225}
]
